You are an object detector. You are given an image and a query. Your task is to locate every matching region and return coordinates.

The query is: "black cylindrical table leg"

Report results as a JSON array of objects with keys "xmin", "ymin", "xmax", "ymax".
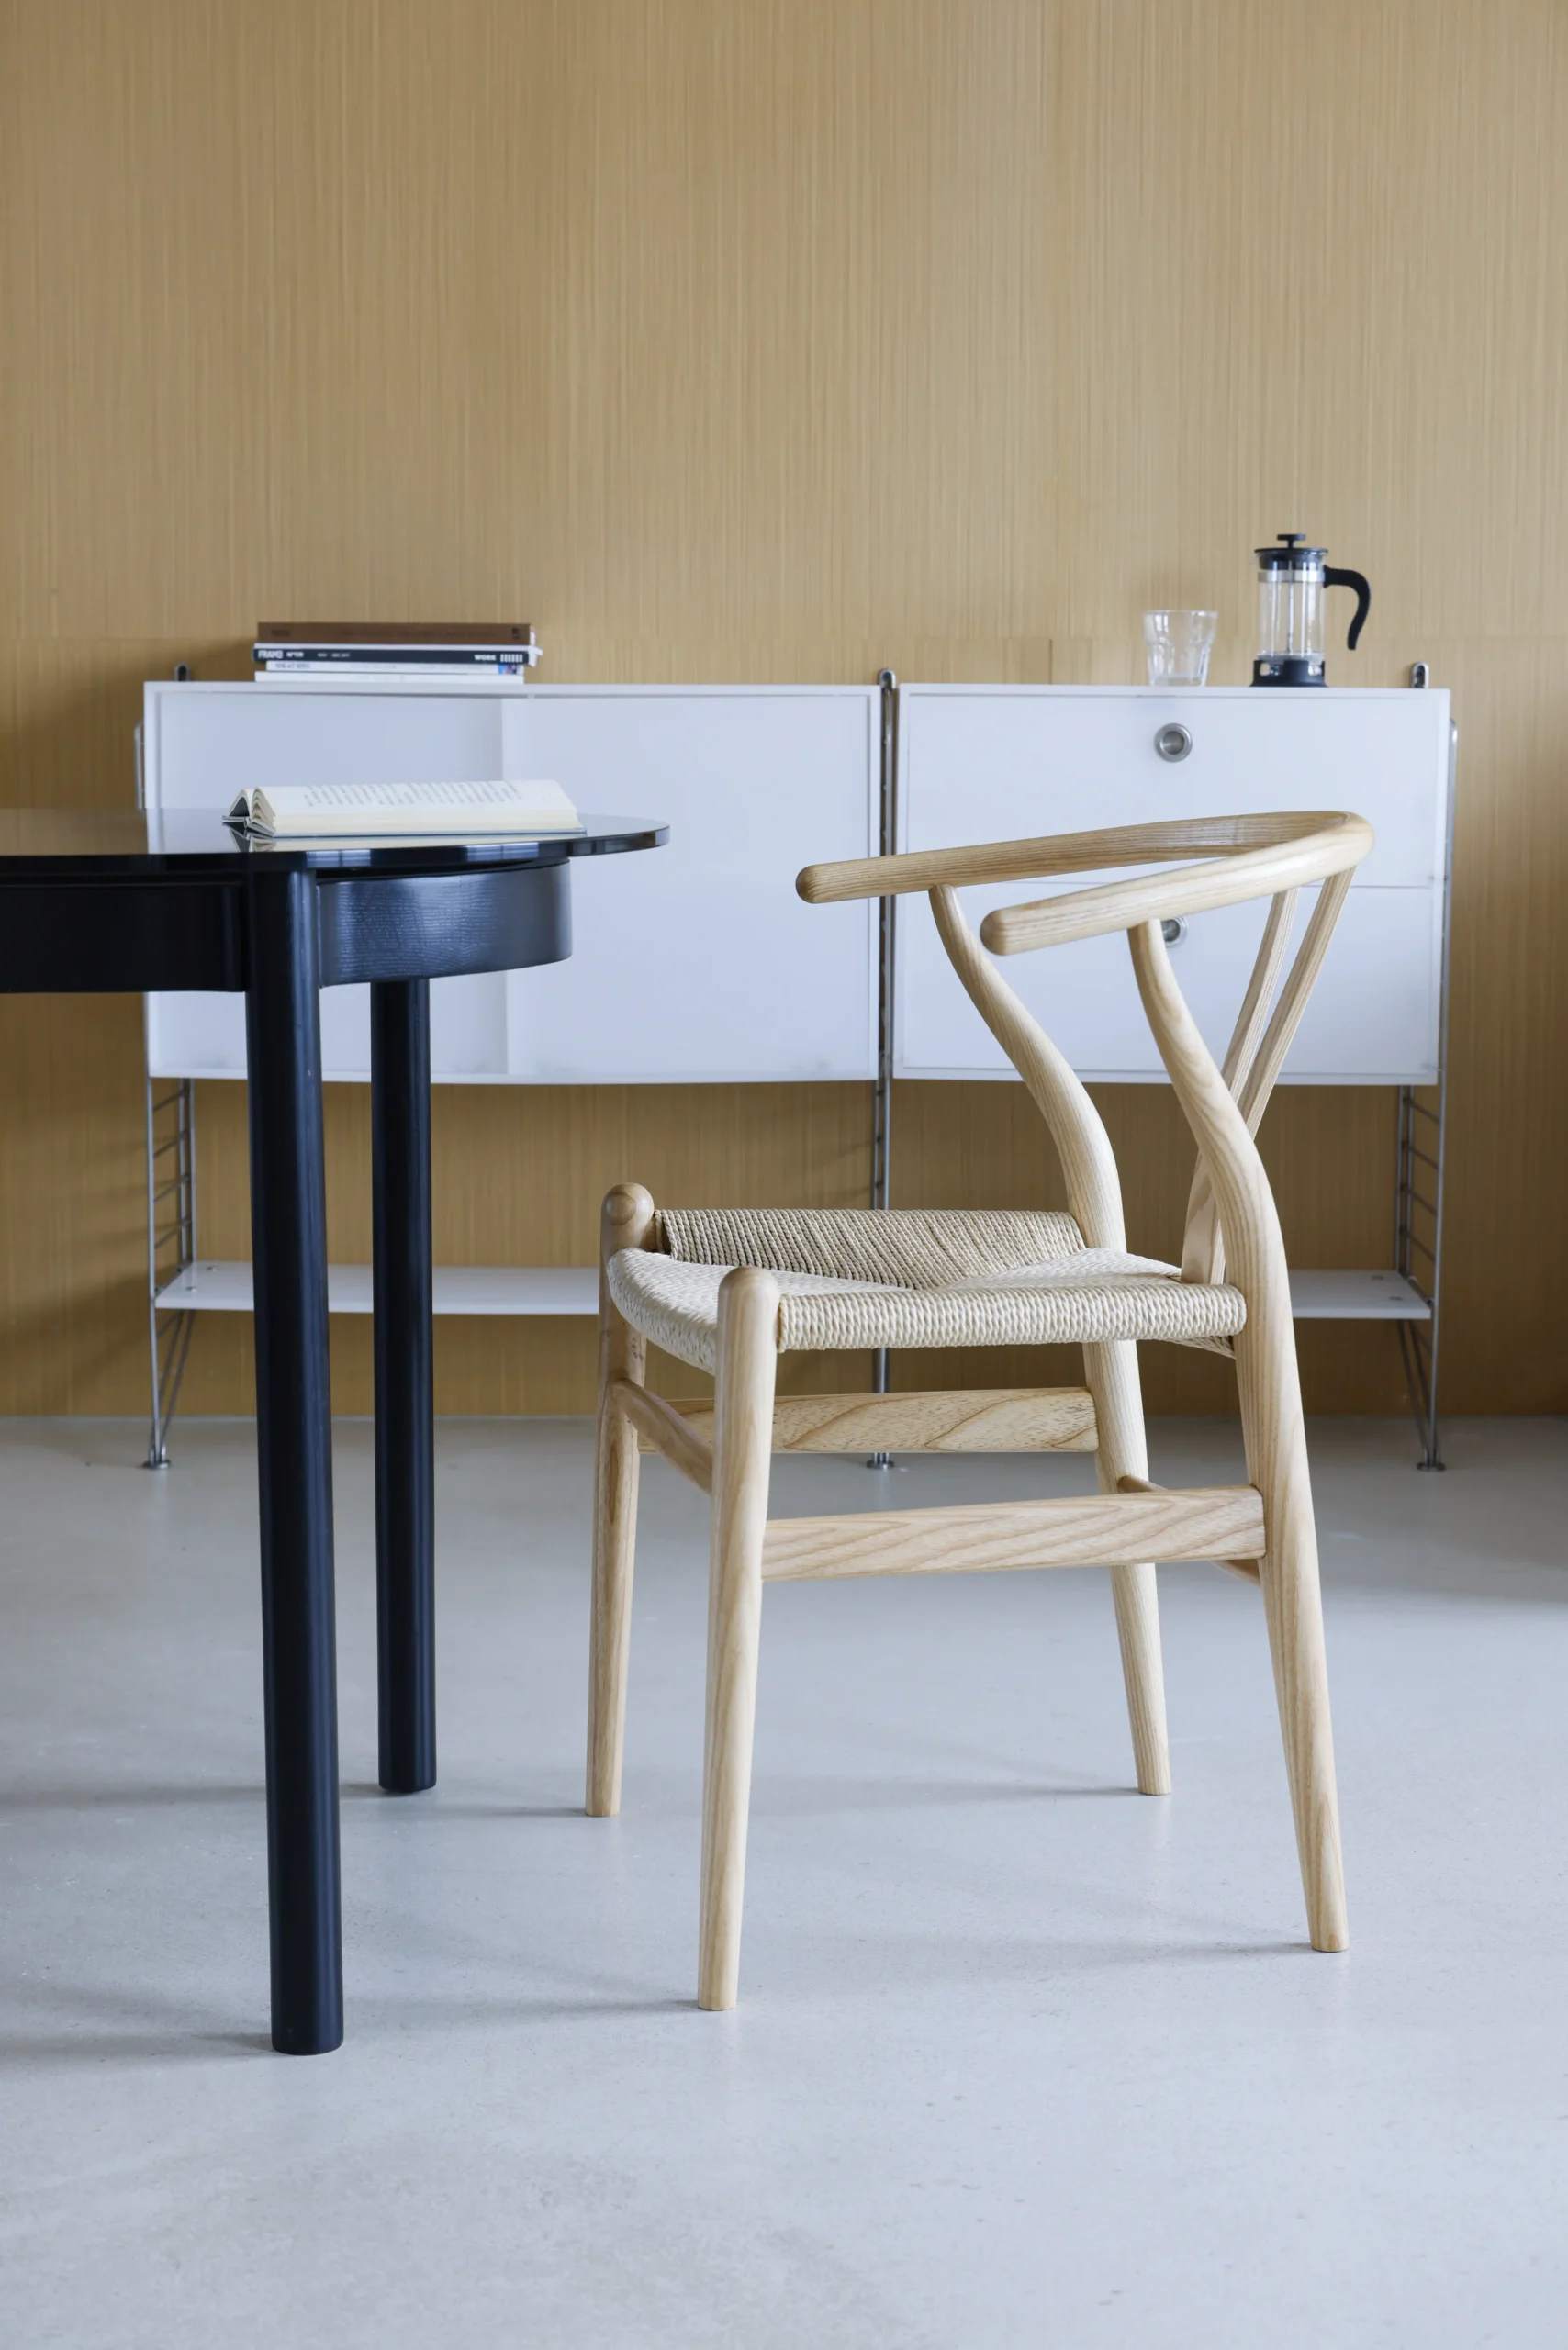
[
  {"xmin": 245, "ymin": 870, "xmax": 343, "ymax": 2057},
  {"xmin": 371, "ymin": 979, "xmax": 436, "ymax": 1795}
]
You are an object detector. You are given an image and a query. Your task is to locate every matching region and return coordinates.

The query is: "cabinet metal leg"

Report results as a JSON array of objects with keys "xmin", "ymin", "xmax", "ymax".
[
  {"xmin": 1395, "ymin": 1083, "xmax": 1447, "ymax": 1472},
  {"xmin": 245, "ymin": 871, "xmax": 343, "ymax": 2056},
  {"xmin": 868, "ymin": 666, "xmax": 897, "ymax": 1465},
  {"xmin": 372, "ymin": 979, "xmax": 436, "ymax": 1795},
  {"xmin": 143, "ymin": 1071, "xmax": 197, "ymax": 1466}
]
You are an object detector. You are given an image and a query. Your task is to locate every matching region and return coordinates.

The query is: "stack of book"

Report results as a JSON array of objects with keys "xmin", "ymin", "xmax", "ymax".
[{"xmin": 252, "ymin": 622, "xmax": 541, "ymax": 677}]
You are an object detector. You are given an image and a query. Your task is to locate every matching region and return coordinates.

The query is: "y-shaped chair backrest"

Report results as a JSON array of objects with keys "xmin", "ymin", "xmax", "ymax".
[{"xmin": 798, "ymin": 812, "xmax": 1374, "ymax": 1296}]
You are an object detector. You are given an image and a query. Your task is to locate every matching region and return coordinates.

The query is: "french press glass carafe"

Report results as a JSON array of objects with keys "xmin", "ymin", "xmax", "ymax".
[{"xmin": 1252, "ymin": 533, "xmax": 1371, "ymax": 686}]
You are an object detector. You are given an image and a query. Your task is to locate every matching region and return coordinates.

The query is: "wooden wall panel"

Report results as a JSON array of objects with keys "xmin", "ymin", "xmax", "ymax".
[
  {"xmin": 1, "ymin": 0, "xmax": 1563, "ymax": 1420},
  {"xmin": 1052, "ymin": 3, "xmax": 1568, "ymax": 644}
]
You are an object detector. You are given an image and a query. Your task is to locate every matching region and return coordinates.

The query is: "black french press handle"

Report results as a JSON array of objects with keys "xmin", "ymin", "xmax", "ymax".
[{"xmin": 1323, "ymin": 566, "xmax": 1372, "ymax": 652}]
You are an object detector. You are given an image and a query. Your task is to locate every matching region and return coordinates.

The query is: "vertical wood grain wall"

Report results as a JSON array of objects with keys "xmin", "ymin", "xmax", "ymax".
[{"xmin": 2, "ymin": 0, "xmax": 1563, "ymax": 1417}]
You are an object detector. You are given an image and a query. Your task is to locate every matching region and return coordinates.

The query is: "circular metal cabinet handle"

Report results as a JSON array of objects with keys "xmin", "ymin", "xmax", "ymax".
[
  {"xmin": 1154, "ymin": 722, "xmax": 1193, "ymax": 763},
  {"xmin": 1160, "ymin": 916, "xmax": 1188, "ymax": 947}
]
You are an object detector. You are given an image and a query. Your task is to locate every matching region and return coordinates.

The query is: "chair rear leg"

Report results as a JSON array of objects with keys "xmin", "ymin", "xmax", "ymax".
[
  {"xmin": 1083, "ymin": 1339, "xmax": 1171, "ymax": 1796},
  {"xmin": 1236, "ymin": 1322, "xmax": 1348, "ymax": 1952},
  {"xmin": 587, "ymin": 1184, "xmax": 655, "ymax": 1817},
  {"xmin": 698, "ymin": 1268, "xmax": 779, "ymax": 2011}
]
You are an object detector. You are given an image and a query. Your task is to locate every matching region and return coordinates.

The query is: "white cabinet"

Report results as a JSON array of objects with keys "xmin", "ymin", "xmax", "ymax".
[
  {"xmin": 140, "ymin": 675, "xmax": 1454, "ymax": 1468},
  {"xmin": 894, "ymin": 686, "xmax": 1451, "ymax": 1084},
  {"xmin": 141, "ymin": 680, "xmax": 879, "ymax": 1083},
  {"xmin": 144, "ymin": 678, "xmax": 1444, "ymax": 1091}
]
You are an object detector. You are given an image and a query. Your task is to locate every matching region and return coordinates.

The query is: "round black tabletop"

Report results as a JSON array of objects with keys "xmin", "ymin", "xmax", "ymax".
[
  {"xmin": 0, "ymin": 809, "xmax": 667, "ymax": 993},
  {"xmin": 0, "ymin": 808, "xmax": 666, "ymax": 879}
]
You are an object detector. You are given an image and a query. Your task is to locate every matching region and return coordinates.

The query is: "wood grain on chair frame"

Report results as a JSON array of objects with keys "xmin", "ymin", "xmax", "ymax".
[{"xmin": 637, "ymin": 1388, "xmax": 1101, "ymax": 1458}]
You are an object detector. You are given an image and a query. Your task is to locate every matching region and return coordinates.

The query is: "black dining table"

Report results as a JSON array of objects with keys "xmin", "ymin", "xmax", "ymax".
[{"xmin": 0, "ymin": 807, "xmax": 666, "ymax": 2053}]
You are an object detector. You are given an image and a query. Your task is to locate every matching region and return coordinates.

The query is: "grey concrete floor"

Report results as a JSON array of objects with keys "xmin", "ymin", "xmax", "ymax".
[{"xmin": 1, "ymin": 1413, "xmax": 1565, "ymax": 2348}]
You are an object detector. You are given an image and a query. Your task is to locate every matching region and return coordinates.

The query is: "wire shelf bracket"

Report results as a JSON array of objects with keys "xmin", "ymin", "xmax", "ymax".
[{"xmin": 144, "ymin": 1052, "xmax": 197, "ymax": 1468}]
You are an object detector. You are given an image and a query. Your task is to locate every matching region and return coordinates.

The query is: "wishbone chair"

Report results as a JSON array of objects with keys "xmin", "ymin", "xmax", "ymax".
[{"xmin": 587, "ymin": 811, "xmax": 1372, "ymax": 2008}]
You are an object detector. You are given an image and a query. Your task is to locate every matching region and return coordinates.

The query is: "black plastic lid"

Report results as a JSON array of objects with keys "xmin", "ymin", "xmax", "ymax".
[{"xmin": 1256, "ymin": 532, "xmax": 1327, "ymax": 570}]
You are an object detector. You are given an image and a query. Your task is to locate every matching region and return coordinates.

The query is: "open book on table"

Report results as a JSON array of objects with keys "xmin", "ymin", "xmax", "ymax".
[{"xmin": 225, "ymin": 778, "xmax": 583, "ymax": 841}]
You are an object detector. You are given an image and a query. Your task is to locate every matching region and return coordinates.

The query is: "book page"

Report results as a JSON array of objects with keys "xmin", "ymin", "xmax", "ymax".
[{"xmin": 252, "ymin": 778, "xmax": 578, "ymax": 834}]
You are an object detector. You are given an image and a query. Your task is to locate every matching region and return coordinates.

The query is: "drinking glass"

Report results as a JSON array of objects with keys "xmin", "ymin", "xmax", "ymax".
[{"xmin": 1143, "ymin": 610, "xmax": 1217, "ymax": 687}]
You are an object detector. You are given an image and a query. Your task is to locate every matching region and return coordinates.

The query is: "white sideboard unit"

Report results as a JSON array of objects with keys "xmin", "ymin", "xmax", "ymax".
[
  {"xmin": 884, "ymin": 680, "xmax": 1453, "ymax": 1460},
  {"xmin": 141, "ymin": 673, "xmax": 1451, "ymax": 1465}
]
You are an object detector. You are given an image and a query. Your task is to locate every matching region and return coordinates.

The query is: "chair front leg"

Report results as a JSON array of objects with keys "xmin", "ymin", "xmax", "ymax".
[
  {"xmin": 1082, "ymin": 1339, "xmax": 1171, "ymax": 1796},
  {"xmin": 698, "ymin": 1267, "xmax": 780, "ymax": 2011},
  {"xmin": 587, "ymin": 1184, "xmax": 655, "ymax": 1817},
  {"xmin": 1234, "ymin": 1307, "xmax": 1348, "ymax": 1953}
]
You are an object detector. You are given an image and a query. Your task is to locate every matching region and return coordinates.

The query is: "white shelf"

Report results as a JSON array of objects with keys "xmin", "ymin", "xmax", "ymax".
[
  {"xmin": 1287, "ymin": 1270, "xmax": 1430, "ymax": 1320},
  {"xmin": 155, "ymin": 1260, "xmax": 1428, "ymax": 1325},
  {"xmin": 155, "ymin": 1262, "xmax": 599, "ymax": 1316}
]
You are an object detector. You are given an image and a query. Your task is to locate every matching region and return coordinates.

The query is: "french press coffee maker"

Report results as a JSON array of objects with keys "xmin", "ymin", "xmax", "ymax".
[{"xmin": 1252, "ymin": 533, "xmax": 1371, "ymax": 686}]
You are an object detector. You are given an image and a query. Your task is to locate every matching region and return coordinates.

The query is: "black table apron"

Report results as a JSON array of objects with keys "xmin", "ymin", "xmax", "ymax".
[{"xmin": 0, "ymin": 811, "xmax": 665, "ymax": 2053}]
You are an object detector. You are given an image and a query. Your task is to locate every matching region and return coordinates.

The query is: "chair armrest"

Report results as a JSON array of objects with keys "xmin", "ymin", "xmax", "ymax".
[
  {"xmin": 797, "ymin": 811, "xmax": 1368, "ymax": 911},
  {"xmin": 979, "ymin": 815, "xmax": 1372, "ymax": 954}
]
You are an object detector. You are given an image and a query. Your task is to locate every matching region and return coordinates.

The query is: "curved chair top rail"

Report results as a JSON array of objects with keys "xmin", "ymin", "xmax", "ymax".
[{"xmin": 798, "ymin": 811, "xmax": 1372, "ymax": 954}]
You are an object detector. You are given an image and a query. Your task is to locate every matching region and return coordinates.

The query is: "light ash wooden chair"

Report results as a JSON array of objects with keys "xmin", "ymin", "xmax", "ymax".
[{"xmin": 588, "ymin": 811, "xmax": 1372, "ymax": 2009}]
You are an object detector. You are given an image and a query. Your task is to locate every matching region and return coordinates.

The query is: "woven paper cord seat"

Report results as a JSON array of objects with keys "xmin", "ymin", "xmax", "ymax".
[{"xmin": 606, "ymin": 1205, "xmax": 1246, "ymax": 1372}]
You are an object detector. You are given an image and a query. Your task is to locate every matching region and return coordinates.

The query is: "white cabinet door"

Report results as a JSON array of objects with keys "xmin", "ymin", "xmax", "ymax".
[
  {"xmin": 501, "ymin": 688, "xmax": 879, "ymax": 1082},
  {"xmin": 142, "ymin": 681, "xmax": 879, "ymax": 1086},
  {"xmin": 895, "ymin": 687, "xmax": 1450, "ymax": 1084},
  {"xmin": 897, "ymin": 686, "xmax": 1449, "ymax": 885},
  {"xmin": 896, "ymin": 883, "xmax": 1442, "ymax": 1083}
]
